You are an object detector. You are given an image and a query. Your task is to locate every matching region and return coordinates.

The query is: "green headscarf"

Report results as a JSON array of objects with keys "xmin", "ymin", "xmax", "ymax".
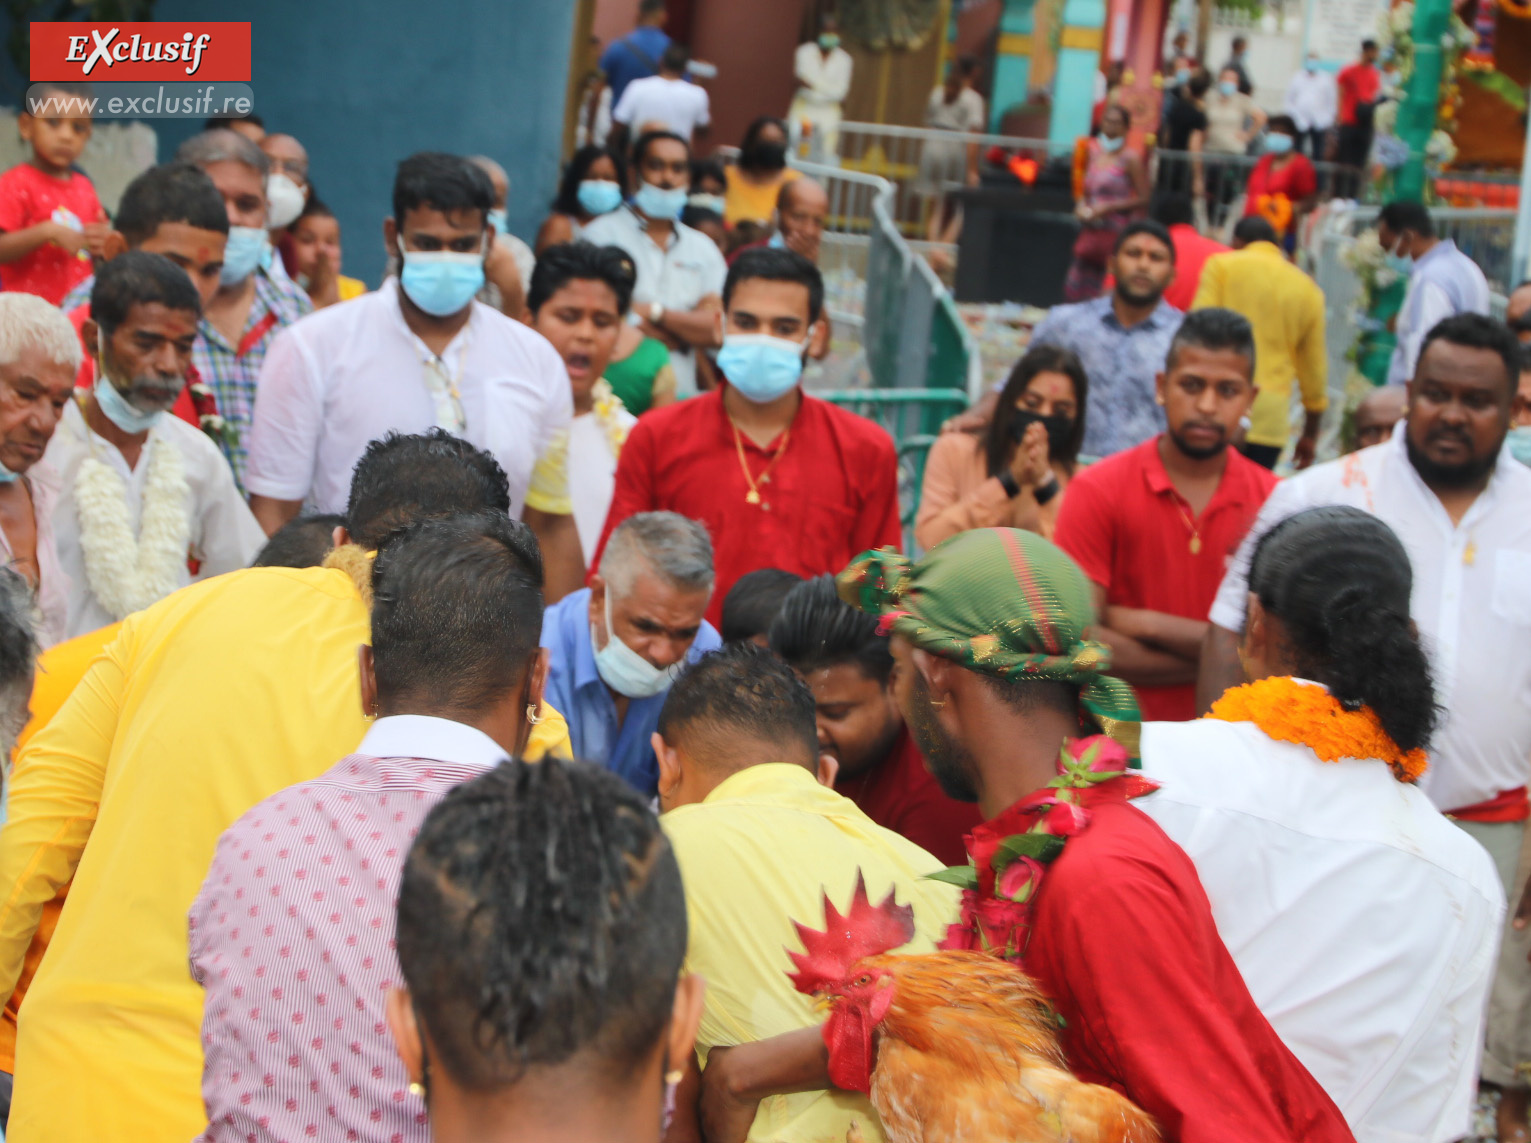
[{"xmin": 836, "ymin": 528, "xmax": 1141, "ymax": 755}]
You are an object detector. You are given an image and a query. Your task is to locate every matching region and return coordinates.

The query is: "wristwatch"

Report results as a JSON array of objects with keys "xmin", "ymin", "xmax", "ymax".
[{"xmin": 648, "ymin": 301, "xmax": 665, "ymax": 326}]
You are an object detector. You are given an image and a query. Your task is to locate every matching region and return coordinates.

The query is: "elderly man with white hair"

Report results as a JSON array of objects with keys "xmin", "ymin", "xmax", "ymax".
[
  {"xmin": 0, "ymin": 293, "xmax": 81, "ymax": 648},
  {"xmin": 539, "ymin": 510, "xmax": 721, "ymax": 795}
]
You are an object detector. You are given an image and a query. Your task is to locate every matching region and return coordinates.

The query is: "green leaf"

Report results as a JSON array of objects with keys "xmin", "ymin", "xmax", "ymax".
[
  {"xmin": 997, "ymin": 833, "xmax": 1066, "ymax": 864},
  {"xmin": 1464, "ymin": 68, "xmax": 1528, "ymax": 113},
  {"xmin": 926, "ymin": 865, "xmax": 979, "ymax": 890}
]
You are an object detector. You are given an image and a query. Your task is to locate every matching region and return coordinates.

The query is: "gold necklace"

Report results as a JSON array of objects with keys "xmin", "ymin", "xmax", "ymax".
[
  {"xmin": 730, "ymin": 420, "xmax": 792, "ymax": 509},
  {"xmin": 1174, "ymin": 500, "xmax": 1203, "ymax": 554}
]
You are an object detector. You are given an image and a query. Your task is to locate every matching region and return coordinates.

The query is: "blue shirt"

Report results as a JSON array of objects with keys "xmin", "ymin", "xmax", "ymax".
[
  {"xmin": 599, "ymin": 26, "xmax": 672, "ymax": 105},
  {"xmin": 540, "ymin": 587, "xmax": 721, "ymax": 795},
  {"xmin": 1028, "ymin": 295, "xmax": 1184, "ymax": 459}
]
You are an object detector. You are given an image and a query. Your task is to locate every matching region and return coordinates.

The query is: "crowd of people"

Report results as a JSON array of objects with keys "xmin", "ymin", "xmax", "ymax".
[{"xmin": 0, "ymin": 10, "xmax": 1522, "ymax": 1143}]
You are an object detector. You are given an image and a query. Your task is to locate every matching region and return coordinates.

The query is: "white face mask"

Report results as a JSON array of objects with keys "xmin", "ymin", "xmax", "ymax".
[
  {"xmin": 265, "ymin": 173, "xmax": 307, "ymax": 230},
  {"xmin": 591, "ymin": 588, "xmax": 683, "ymax": 699}
]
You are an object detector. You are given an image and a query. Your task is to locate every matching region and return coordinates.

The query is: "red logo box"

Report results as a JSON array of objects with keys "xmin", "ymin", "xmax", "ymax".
[{"xmin": 30, "ymin": 22, "xmax": 250, "ymax": 82}]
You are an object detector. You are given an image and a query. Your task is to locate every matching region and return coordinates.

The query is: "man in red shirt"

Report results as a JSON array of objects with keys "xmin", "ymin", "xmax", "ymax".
[
  {"xmin": 1335, "ymin": 39, "xmax": 1381, "ymax": 195},
  {"xmin": 1053, "ymin": 307, "xmax": 1276, "ymax": 721},
  {"xmin": 592, "ymin": 247, "xmax": 901, "ymax": 627},
  {"xmin": 768, "ymin": 574, "xmax": 980, "ymax": 865},
  {"xmin": 1154, "ymin": 194, "xmax": 1228, "ymax": 312}
]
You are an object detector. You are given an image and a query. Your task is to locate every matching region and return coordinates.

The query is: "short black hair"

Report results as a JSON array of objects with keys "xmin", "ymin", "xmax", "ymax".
[
  {"xmin": 552, "ymin": 145, "xmax": 628, "ymax": 216},
  {"xmin": 1165, "ymin": 306, "xmax": 1256, "ymax": 377},
  {"xmin": 392, "ymin": 152, "xmax": 494, "ymax": 230},
  {"xmin": 661, "ymin": 42, "xmax": 690, "ymax": 72},
  {"xmin": 1267, "ymin": 113, "xmax": 1298, "ymax": 136},
  {"xmin": 1417, "ymin": 311, "xmax": 1521, "ymax": 396},
  {"xmin": 1361, "ymin": 38, "xmax": 1378, "ymax": 52},
  {"xmin": 657, "ymin": 642, "xmax": 820, "ymax": 766},
  {"xmin": 1151, "ymin": 192, "xmax": 1194, "ymax": 229},
  {"xmin": 370, "ymin": 511, "xmax": 544, "ymax": 714},
  {"xmin": 90, "ymin": 250, "xmax": 202, "ymax": 337},
  {"xmin": 720, "ymin": 568, "xmax": 803, "ymax": 644},
  {"xmin": 295, "ymin": 194, "xmax": 336, "ymax": 225},
  {"xmin": 114, "ymin": 163, "xmax": 229, "ymax": 245},
  {"xmin": 527, "ymin": 242, "xmax": 637, "ymax": 316},
  {"xmin": 344, "ymin": 429, "xmax": 512, "ymax": 551},
  {"xmin": 396, "ymin": 758, "xmax": 685, "ymax": 1088},
  {"xmin": 204, "ymin": 113, "xmax": 263, "ymax": 130},
  {"xmin": 639, "ymin": 0, "xmax": 667, "ymax": 16},
  {"xmin": 251, "ymin": 513, "xmax": 345, "ymax": 569},
  {"xmin": 1114, "ymin": 219, "xmax": 1175, "ymax": 263},
  {"xmin": 1232, "ymin": 215, "xmax": 1278, "ymax": 245},
  {"xmin": 1379, "ymin": 199, "xmax": 1435, "ymax": 239},
  {"xmin": 689, "ymin": 158, "xmax": 726, "ymax": 192},
  {"xmin": 724, "ymin": 247, "xmax": 824, "ymax": 324},
  {"xmin": 631, "ymin": 130, "xmax": 691, "ymax": 173},
  {"xmin": 769, "ymin": 574, "xmax": 893, "ymax": 685}
]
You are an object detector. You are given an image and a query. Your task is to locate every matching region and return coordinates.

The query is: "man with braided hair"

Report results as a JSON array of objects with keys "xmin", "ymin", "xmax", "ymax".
[{"xmin": 698, "ymin": 529, "xmax": 1352, "ymax": 1143}]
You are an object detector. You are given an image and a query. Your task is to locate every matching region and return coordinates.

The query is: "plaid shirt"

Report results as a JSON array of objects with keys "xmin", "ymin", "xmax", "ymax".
[{"xmin": 192, "ymin": 266, "xmax": 311, "ymax": 485}]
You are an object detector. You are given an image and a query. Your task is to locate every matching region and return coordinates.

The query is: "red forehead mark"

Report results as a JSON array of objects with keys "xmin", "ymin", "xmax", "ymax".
[{"xmin": 196, "ymin": 246, "xmax": 211, "ymax": 261}]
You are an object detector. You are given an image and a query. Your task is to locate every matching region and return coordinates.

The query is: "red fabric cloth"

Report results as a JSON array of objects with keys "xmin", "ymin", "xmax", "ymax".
[
  {"xmin": 1243, "ymin": 155, "xmax": 1318, "ymax": 215},
  {"xmin": 1337, "ymin": 63, "xmax": 1380, "ymax": 126},
  {"xmin": 591, "ymin": 385, "xmax": 902, "ymax": 628},
  {"xmin": 1025, "ymin": 800, "xmax": 1354, "ymax": 1143},
  {"xmin": 0, "ymin": 163, "xmax": 102, "ymax": 304},
  {"xmin": 65, "ymin": 302, "xmax": 202, "ymax": 429},
  {"xmin": 1449, "ymin": 786, "xmax": 1531, "ymax": 823},
  {"xmin": 1162, "ymin": 224, "xmax": 1228, "ymax": 312},
  {"xmin": 1052, "ymin": 437, "xmax": 1276, "ymax": 721},
  {"xmin": 834, "ymin": 726, "xmax": 982, "ymax": 867}
]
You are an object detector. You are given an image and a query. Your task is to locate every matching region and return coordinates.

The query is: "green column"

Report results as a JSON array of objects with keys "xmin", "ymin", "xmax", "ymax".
[{"xmin": 1394, "ymin": 0, "xmax": 1449, "ymax": 202}]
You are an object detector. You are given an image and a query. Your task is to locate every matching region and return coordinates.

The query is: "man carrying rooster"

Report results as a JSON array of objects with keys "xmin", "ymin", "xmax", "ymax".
[{"xmin": 698, "ymin": 527, "xmax": 1354, "ymax": 1143}]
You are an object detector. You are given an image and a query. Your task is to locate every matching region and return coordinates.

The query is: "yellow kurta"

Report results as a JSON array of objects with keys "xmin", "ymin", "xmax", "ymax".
[
  {"xmin": 0, "ymin": 566, "xmax": 569, "ymax": 1141},
  {"xmin": 662, "ymin": 763, "xmax": 960, "ymax": 1143}
]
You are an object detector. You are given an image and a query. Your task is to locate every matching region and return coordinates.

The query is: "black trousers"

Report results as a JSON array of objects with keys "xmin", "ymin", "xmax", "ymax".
[{"xmin": 1335, "ymin": 124, "xmax": 1373, "ymax": 198}]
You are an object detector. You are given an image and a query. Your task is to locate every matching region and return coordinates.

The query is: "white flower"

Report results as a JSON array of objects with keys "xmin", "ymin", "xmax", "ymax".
[
  {"xmin": 74, "ymin": 437, "xmax": 191, "ymax": 621},
  {"xmin": 1426, "ymin": 129, "xmax": 1458, "ymax": 165}
]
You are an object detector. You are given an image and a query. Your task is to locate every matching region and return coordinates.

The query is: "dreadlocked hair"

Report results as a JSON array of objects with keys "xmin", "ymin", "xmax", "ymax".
[{"xmin": 395, "ymin": 758, "xmax": 686, "ymax": 1090}]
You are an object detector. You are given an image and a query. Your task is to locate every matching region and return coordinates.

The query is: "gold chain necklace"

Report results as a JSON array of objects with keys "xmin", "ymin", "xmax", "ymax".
[{"xmin": 730, "ymin": 420, "xmax": 792, "ymax": 509}]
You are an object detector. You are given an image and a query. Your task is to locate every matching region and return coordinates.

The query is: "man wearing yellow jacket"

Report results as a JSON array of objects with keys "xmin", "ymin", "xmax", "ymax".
[{"xmin": 0, "ymin": 430, "xmax": 572, "ymax": 1142}]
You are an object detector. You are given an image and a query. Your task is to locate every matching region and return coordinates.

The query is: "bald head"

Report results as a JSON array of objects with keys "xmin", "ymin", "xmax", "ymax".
[
  {"xmin": 260, "ymin": 133, "xmax": 308, "ymax": 186},
  {"xmin": 469, "ymin": 155, "xmax": 509, "ymax": 209},
  {"xmin": 777, "ymin": 177, "xmax": 828, "ymax": 264},
  {"xmin": 1353, "ymin": 385, "xmax": 1407, "ymax": 451}
]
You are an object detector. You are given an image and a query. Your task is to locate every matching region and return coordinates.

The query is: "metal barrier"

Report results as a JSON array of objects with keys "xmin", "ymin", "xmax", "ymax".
[{"xmin": 1151, "ymin": 149, "xmax": 1359, "ymax": 238}]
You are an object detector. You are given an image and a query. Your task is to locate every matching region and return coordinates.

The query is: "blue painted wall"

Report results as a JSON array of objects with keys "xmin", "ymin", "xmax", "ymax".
[{"xmin": 15, "ymin": 1, "xmax": 577, "ymax": 286}]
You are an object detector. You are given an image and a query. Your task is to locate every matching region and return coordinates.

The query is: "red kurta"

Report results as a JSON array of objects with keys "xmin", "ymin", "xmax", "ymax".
[
  {"xmin": 592, "ymin": 385, "xmax": 902, "ymax": 627},
  {"xmin": 1052, "ymin": 437, "xmax": 1275, "ymax": 720},
  {"xmin": 1025, "ymin": 801, "xmax": 1354, "ymax": 1143},
  {"xmin": 835, "ymin": 727, "xmax": 981, "ymax": 867}
]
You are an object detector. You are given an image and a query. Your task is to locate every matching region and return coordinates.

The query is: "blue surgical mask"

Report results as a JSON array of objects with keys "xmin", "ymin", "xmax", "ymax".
[
  {"xmin": 220, "ymin": 225, "xmax": 268, "ymax": 286},
  {"xmin": 578, "ymin": 180, "xmax": 624, "ymax": 216},
  {"xmin": 634, "ymin": 180, "xmax": 688, "ymax": 221},
  {"xmin": 1508, "ymin": 425, "xmax": 1531, "ymax": 466},
  {"xmin": 767, "ymin": 231, "xmax": 787, "ymax": 249},
  {"xmin": 1265, "ymin": 133, "xmax": 1294, "ymax": 155},
  {"xmin": 592, "ymin": 589, "xmax": 681, "ymax": 698},
  {"xmin": 94, "ymin": 373, "xmax": 163, "ymax": 434},
  {"xmin": 687, "ymin": 192, "xmax": 726, "ymax": 215},
  {"xmin": 1098, "ymin": 135, "xmax": 1124, "ymax": 153},
  {"xmin": 1383, "ymin": 238, "xmax": 1414, "ymax": 276},
  {"xmin": 1218, "ymin": 80, "xmax": 1237, "ymax": 96},
  {"xmin": 819, "ymin": 33, "xmax": 840, "ymax": 50},
  {"xmin": 718, "ymin": 332, "xmax": 810, "ymax": 403},
  {"xmin": 0, "ymin": 459, "xmax": 20, "ymax": 484},
  {"xmin": 399, "ymin": 249, "xmax": 486, "ymax": 317},
  {"xmin": 487, "ymin": 208, "xmax": 508, "ymax": 236}
]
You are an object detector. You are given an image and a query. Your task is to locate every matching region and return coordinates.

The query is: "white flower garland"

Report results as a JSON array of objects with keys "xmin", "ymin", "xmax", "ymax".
[
  {"xmin": 591, "ymin": 379, "xmax": 631, "ymax": 458},
  {"xmin": 74, "ymin": 435, "xmax": 191, "ymax": 621}
]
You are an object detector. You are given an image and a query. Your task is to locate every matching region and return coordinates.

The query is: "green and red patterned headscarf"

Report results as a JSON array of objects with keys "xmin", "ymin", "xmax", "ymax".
[{"xmin": 836, "ymin": 528, "xmax": 1141, "ymax": 754}]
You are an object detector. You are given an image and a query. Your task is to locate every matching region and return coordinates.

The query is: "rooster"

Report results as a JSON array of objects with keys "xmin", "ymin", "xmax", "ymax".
[{"xmin": 787, "ymin": 876, "xmax": 1159, "ymax": 1143}]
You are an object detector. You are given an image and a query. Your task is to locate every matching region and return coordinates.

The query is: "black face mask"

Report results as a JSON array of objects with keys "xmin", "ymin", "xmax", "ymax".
[
  {"xmin": 1010, "ymin": 409, "xmax": 1075, "ymax": 460},
  {"xmin": 745, "ymin": 141, "xmax": 788, "ymax": 171}
]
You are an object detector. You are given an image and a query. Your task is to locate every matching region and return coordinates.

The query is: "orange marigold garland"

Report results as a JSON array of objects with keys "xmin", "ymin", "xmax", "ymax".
[{"xmin": 1205, "ymin": 676, "xmax": 1427, "ymax": 783}]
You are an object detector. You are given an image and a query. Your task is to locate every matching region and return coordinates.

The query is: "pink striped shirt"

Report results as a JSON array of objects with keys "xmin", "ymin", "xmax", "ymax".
[{"xmin": 189, "ymin": 715, "xmax": 507, "ymax": 1143}]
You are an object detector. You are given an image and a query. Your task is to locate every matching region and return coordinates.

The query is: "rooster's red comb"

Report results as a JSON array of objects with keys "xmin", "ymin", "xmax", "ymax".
[{"xmin": 785, "ymin": 872, "xmax": 916, "ymax": 995}]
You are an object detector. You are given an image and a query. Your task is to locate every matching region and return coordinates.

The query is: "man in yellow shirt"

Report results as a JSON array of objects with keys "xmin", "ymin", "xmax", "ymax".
[
  {"xmin": 0, "ymin": 430, "xmax": 570, "ymax": 1142},
  {"xmin": 1192, "ymin": 215, "xmax": 1327, "ymax": 470},
  {"xmin": 655, "ymin": 643, "xmax": 958, "ymax": 1143}
]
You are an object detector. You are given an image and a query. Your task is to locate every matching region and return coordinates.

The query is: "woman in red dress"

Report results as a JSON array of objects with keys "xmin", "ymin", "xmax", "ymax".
[{"xmin": 1243, "ymin": 114, "xmax": 1318, "ymax": 252}]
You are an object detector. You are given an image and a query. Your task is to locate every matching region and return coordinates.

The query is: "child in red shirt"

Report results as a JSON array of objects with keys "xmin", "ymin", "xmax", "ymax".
[{"xmin": 0, "ymin": 82, "xmax": 108, "ymax": 304}]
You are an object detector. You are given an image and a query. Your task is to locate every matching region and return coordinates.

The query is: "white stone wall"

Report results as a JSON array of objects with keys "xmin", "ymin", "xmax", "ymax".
[{"xmin": 0, "ymin": 111, "xmax": 157, "ymax": 215}]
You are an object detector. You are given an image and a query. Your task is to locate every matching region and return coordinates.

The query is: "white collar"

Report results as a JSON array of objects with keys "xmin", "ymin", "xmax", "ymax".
[
  {"xmin": 357, "ymin": 713, "xmax": 509, "ymax": 769},
  {"xmin": 383, "ymin": 277, "xmax": 477, "ymax": 364}
]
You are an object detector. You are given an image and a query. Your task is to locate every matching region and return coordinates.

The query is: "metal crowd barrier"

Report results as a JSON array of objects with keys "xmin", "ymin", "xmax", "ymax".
[{"xmin": 1151, "ymin": 149, "xmax": 1360, "ymax": 238}]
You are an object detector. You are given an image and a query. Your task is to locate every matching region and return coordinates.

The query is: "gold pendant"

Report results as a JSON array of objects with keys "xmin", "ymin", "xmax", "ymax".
[
  {"xmin": 1464, "ymin": 542, "xmax": 1476, "ymax": 566},
  {"xmin": 1189, "ymin": 535, "xmax": 1202, "ymax": 554},
  {"xmin": 746, "ymin": 489, "xmax": 761, "ymax": 505}
]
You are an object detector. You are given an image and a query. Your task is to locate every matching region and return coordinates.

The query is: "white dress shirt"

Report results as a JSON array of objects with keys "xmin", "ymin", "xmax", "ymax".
[
  {"xmin": 1210, "ymin": 424, "xmax": 1531, "ymax": 813},
  {"xmin": 612, "ymin": 75, "xmax": 711, "ymax": 140},
  {"xmin": 1386, "ymin": 240, "xmax": 1492, "ymax": 386},
  {"xmin": 45, "ymin": 399, "xmax": 264, "ymax": 639},
  {"xmin": 568, "ymin": 407, "xmax": 635, "ymax": 565},
  {"xmin": 1138, "ymin": 714, "xmax": 1504, "ymax": 1143},
  {"xmin": 1285, "ymin": 68, "xmax": 1337, "ymax": 132},
  {"xmin": 793, "ymin": 42, "xmax": 853, "ymax": 107},
  {"xmin": 244, "ymin": 278, "xmax": 573, "ymax": 516},
  {"xmin": 581, "ymin": 206, "xmax": 727, "ymax": 397}
]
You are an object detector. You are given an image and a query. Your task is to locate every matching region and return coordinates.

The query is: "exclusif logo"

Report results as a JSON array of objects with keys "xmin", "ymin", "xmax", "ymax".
[{"xmin": 30, "ymin": 22, "xmax": 251, "ymax": 82}]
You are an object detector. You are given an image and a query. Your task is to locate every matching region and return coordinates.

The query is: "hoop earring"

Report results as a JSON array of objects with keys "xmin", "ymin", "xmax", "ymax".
[{"xmin": 526, "ymin": 703, "xmax": 544, "ymax": 725}]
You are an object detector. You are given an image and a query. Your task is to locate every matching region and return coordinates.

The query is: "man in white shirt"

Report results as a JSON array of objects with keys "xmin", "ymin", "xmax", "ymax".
[
  {"xmin": 244, "ymin": 152, "xmax": 578, "ymax": 572},
  {"xmin": 789, "ymin": 13, "xmax": 853, "ymax": 162},
  {"xmin": 1198, "ymin": 312, "xmax": 1531, "ymax": 1118},
  {"xmin": 1284, "ymin": 55, "xmax": 1337, "ymax": 159},
  {"xmin": 47, "ymin": 252, "xmax": 263, "ymax": 640},
  {"xmin": 1379, "ymin": 200, "xmax": 1491, "ymax": 387},
  {"xmin": 582, "ymin": 132, "xmax": 726, "ymax": 397},
  {"xmin": 611, "ymin": 43, "xmax": 710, "ymax": 150}
]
